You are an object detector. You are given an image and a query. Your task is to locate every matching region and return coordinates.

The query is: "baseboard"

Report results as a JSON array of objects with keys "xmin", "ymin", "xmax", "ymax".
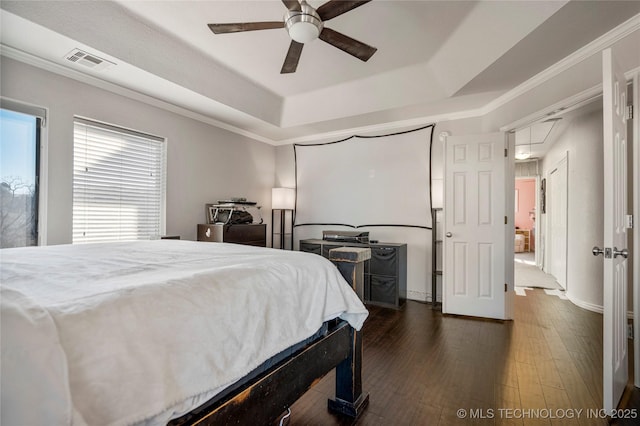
[
  {"xmin": 407, "ymin": 290, "xmax": 442, "ymax": 303},
  {"xmin": 565, "ymin": 293, "xmax": 635, "ymax": 319},
  {"xmin": 410, "ymin": 289, "xmax": 633, "ymax": 319},
  {"xmin": 566, "ymin": 293, "xmax": 603, "ymax": 314},
  {"xmin": 407, "ymin": 290, "xmax": 430, "ymax": 303}
]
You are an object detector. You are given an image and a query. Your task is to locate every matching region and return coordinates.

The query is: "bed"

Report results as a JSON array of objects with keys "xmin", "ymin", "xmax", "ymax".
[{"xmin": 0, "ymin": 240, "xmax": 369, "ymax": 425}]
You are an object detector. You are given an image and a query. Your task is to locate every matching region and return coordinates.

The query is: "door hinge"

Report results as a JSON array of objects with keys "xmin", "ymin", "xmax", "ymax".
[
  {"xmin": 505, "ymin": 283, "xmax": 508, "ymax": 292},
  {"xmin": 627, "ymin": 105, "xmax": 633, "ymax": 120},
  {"xmin": 505, "ymin": 216, "xmax": 508, "ymax": 225},
  {"xmin": 628, "ymin": 323, "xmax": 633, "ymax": 339},
  {"xmin": 627, "ymin": 214, "xmax": 634, "ymax": 229},
  {"xmin": 504, "ymin": 148, "xmax": 508, "ymax": 157}
]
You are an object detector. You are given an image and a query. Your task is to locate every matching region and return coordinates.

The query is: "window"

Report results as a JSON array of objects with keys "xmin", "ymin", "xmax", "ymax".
[
  {"xmin": 73, "ymin": 118, "xmax": 166, "ymax": 243},
  {"xmin": 0, "ymin": 105, "xmax": 42, "ymax": 248}
]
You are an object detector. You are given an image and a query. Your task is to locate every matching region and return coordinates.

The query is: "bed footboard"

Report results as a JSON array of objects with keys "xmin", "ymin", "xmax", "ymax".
[
  {"xmin": 169, "ymin": 247, "xmax": 370, "ymax": 425},
  {"xmin": 328, "ymin": 324, "xmax": 369, "ymax": 417},
  {"xmin": 328, "ymin": 247, "xmax": 371, "ymax": 418},
  {"xmin": 171, "ymin": 320, "xmax": 353, "ymax": 425}
]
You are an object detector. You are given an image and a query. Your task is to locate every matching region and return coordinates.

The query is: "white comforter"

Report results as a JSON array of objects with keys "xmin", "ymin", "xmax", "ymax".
[{"xmin": 0, "ymin": 240, "xmax": 368, "ymax": 425}]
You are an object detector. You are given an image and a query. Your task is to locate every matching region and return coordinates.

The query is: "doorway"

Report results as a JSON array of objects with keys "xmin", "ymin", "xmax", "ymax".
[
  {"xmin": 509, "ymin": 100, "xmax": 601, "ymax": 299},
  {"xmin": 513, "ymin": 170, "xmax": 562, "ymax": 294}
]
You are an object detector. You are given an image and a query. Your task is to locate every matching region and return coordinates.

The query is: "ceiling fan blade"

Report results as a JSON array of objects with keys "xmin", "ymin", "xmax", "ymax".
[
  {"xmin": 281, "ymin": 0, "xmax": 302, "ymax": 12},
  {"xmin": 208, "ymin": 22, "xmax": 284, "ymax": 34},
  {"xmin": 281, "ymin": 41, "xmax": 304, "ymax": 74},
  {"xmin": 319, "ymin": 27, "xmax": 377, "ymax": 62},
  {"xmin": 316, "ymin": 0, "xmax": 372, "ymax": 21}
]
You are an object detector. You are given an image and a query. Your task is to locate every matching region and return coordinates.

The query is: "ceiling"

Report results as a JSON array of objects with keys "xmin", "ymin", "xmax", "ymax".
[
  {"xmin": 513, "ymin": 94, "xmax": 604, "ymax": 161},
  {"xmin": 1, "ymin": 1, "xmax": 639, "ymax": 144}
]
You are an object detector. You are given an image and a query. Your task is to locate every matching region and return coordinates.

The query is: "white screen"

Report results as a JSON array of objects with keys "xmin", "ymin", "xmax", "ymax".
[{"xmin": 294, "ymin": 126, "xmax": 433, "ymax": 228}]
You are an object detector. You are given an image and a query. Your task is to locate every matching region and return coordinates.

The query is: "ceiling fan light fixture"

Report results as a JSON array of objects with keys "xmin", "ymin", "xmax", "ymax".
[
  {"xmin": 287, "ymin": 19, "xmax": 321, "ymax": 43},
  {"xmin": 285, "ymin": 0, "xmax": 323, "ymax": 43}
]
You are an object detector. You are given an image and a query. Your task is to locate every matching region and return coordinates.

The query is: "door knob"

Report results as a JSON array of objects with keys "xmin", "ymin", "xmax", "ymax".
[
  {"xmin": 446, "ymin": 232, "xmax": 452, "ymax": 238},
  {"xmin": 592, "ymin": 246, "xmax": 604, "ymax": 256},
  {"xmin": 613, "ymin": 247, "xmax": 628, "ymax": 259}
]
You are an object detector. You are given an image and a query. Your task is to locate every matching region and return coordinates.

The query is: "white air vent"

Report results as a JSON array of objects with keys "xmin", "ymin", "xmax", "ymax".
[{"xmin": 64, "ymin": 49, "xmax": 115, "ymax": 71}]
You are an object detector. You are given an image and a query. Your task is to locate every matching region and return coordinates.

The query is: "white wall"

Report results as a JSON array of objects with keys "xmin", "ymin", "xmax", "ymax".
[
  {"xmin": 5, "ymin": 19, "xmax": 633, "ymax": 308},
  {"xmin": 540, "ymin": 106, "xmax": 604, "ymax": 310},
  {"xmin": 277, "ymin": 134, "xmax": 435, "ymax": 302},
  {"xmin": 275, "ymin": 117, "xmax": 484, "ymax": 303},
  {"xmin": 1, "ymin": 57, "xmax": 275, "ymax": 245}
]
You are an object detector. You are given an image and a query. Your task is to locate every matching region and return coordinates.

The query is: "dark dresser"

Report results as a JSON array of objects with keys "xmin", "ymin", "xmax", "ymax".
[{"xmin": 197, "ymin": 223, "xmax": 266, "ymax": 247}]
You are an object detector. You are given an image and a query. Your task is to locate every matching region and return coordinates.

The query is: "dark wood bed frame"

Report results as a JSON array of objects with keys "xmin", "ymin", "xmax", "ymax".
[{"xmin": 169, "ymin": 248, "xmax": 371, "ymax": 425}]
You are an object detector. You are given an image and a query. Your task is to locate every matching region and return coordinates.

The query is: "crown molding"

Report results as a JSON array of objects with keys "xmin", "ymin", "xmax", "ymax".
[
  {"xmin": 275, "ymin": 107, "xmax": 482, "ymax": 145},
  {"xmin": 3, "ymin": 42, "xmax": 482, "ymax": 146},
  {"xmin": 499, "ymin": 84, "xmax": 603, "ymax": 132},
  {"xmin": 483, "ymin": 13, "xmax": 640, "ymax": 116},
  {"xmin": 500, "ymin": 65, "xmax": 640, "ymax": 132},
  {"xmin": 2, "ymin": 12, "xmax": 638, "ymax": 146},
  {"xmin": 0, "ymin": 44, "xmax": 276, "ymax": 145}
]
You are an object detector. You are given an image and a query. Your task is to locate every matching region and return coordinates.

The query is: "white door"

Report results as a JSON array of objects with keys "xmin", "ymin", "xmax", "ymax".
[
  {"xmin": 547, "ymin": 155, "xmax": 568, "ymax": 290},
  {"xmin": 443, "ymin": 133, "xmax": 507, "ymax": 319},
  {"xmin": 633, "ymin": 72, "xmax": 640, "ymax": 390},
  {"xmin": 601, "ymin": 48, "xmax": 629, "ymax": 413}
]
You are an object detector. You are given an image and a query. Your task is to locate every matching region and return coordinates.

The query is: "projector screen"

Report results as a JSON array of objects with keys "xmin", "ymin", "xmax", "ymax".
[{"xmin": 294, "ymin": 125, "xmax": 434, "ymax": 229}]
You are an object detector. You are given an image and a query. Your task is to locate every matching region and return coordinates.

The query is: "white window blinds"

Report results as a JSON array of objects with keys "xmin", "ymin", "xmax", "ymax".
[{"xmin": 73, "ymin": 118, "xmax": 166, "ymax": 243}]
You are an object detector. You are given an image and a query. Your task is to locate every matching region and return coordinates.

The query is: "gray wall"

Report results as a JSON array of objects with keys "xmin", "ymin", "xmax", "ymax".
[
  {"xmin": 274, "ymin": 58, "xmax": 618, "ymax": 308},
  {"xmin": 276, "ymin": 130, "xmax": 439, "ymax": 302},
  {"xmin": 274, "ymin": 117, "xmax": 484, "ymax": 303},
  {"xmin": 540, "ymin": 106, "xmax": 604, "ymax": 310},
  {"xmin": 3, "ymin": 39, "xmax": 633, "ymax": 310},
  {"xmin": 1, "ymin": 57, "xmax": 275, "ymax": 245}
]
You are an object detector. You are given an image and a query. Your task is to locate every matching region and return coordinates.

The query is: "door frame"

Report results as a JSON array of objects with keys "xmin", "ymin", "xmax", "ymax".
[
  {"xmin": 545, "ymin": 153, "xmax": 569, "ymax": 290},
  {"xmin": 632, "ymin": 72, "xmax": 639, "ymax": 389}
]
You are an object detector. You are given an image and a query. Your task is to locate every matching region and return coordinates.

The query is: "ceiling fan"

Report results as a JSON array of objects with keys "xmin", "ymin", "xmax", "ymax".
[{"xmin": 208, "ymin": 0, "xmax": 377, "ymax": 74}]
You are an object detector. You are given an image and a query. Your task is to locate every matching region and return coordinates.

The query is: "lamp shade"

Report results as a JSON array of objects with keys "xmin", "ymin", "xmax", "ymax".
[
  {"xmin": 431, "ymin": 178, "xmax": 444, "ymax": 209},
  {"xmin": 272, "ymin": 187, "xmax": 295, "ymax": 210}
]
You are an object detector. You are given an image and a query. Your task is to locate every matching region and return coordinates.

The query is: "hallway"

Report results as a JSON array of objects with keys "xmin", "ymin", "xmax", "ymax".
[{"xmin": 514, "ymin": 256, "xmax": 562, "ymax": 298}]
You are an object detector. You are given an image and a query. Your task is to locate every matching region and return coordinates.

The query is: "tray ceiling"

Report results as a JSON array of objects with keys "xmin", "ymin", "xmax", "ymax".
[{"xmin": 1, "ymin": 1, "xmax": 639, "ymax": 143}]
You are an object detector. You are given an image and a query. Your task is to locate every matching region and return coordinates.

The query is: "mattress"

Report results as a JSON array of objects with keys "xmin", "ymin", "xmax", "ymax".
[
  {"xmin": 168, "ymin": 321, "xmax": 331, "ymax": 425},
  {"xmin": 0, "ymin": 240, "xmax": 369, "ymax": 425}
]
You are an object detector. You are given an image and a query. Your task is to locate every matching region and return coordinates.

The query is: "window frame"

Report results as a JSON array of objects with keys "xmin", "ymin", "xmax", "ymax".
[
  {"xmin": 72, "ymin": 116, "xmax": 167, "ymax": 243},
  {"xmin": 0, "ymin": 97, "xmax": 48, "ymax": 246}
]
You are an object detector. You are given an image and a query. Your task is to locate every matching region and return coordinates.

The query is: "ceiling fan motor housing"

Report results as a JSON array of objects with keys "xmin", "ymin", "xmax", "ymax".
[{"xmin": 285, "ymin": 1, "xmax": 323, "ymax": 43}]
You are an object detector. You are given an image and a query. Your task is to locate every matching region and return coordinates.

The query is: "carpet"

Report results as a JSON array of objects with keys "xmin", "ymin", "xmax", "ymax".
[{"xmin": 514, "ymin": 260, "xmax": 560, "ymax": 290}]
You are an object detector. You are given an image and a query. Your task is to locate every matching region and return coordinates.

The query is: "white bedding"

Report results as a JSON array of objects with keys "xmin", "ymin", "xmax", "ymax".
[{"xmin": 0, "ymin": 240, "xmax": 368, "ymax": 425}]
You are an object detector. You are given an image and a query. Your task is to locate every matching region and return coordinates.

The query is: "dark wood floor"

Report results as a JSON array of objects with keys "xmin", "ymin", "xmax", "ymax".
[{"xmin": 284, "ymin": 289, "xmax": 636, "ymax": 425}]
